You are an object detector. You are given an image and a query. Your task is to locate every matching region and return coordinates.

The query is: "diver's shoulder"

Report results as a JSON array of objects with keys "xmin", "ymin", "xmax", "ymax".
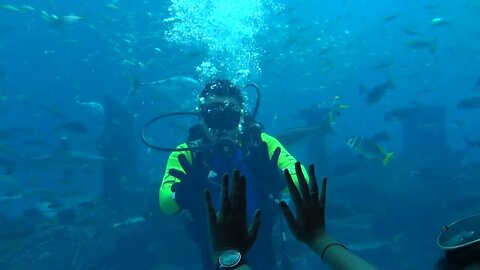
[
  {"xmin": 260, "ymin": 132, "xmax": 281, "ymax": 142},
  {"xmin": 167, "ymin": 143, "xmax": 190, "ymax": 157}
]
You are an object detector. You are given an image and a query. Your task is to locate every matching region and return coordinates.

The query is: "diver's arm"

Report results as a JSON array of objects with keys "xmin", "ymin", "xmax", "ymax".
[
  {"xmin": 158, "ymin": 143, "xmax": 191, "ymax": 214},
  {"xmin": 261, "ymin": 132, "xmax": 309, "ymax": 185}
]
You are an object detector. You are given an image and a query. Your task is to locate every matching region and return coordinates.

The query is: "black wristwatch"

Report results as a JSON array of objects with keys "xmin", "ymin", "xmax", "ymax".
[{"xmin": 216, "ymin": 250, "xmax": 246, "ymax": 270}]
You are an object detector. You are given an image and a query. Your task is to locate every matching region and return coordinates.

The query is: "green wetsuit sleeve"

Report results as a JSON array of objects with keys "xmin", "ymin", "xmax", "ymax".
[
  {"xmin": 260, "ymin": 133, "xmax": 309, "ymax": 188},
  {"xmin": 159, "ymin": 143, "xmax": 192, "ymax": 214}
]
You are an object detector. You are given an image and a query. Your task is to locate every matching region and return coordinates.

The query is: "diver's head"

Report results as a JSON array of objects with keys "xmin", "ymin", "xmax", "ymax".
[
  {"xmin": 198, "ymin": 79, "xmax": 245, "ymax": 144},
  {"xmin": 436, "ymin": 214, "xmax": 480, "ymax": 270},
  {"xmin": 198, "ymin": 79, "xmax": 246, "ymax": 150}
]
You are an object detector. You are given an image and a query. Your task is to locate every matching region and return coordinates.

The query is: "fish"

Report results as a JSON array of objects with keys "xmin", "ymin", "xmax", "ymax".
[
  {"xmin": 276, "ymin": 126, "xmax": 330, "ymax": 147},
  {"xmin": 423, "ymin": 4, "xmax": 439, "ymax": 10},
  {"xmin": 0, "ymin": 144, "xmax": 17, "ymax": 158},
  {"xmin": 25, "ymin": 139, "xmax": 105, "ymax": 171},
  {"xmin": 53, "ymin": 121, "xmax": 88, "ymax": 133},
  {"xmin": 404, "ymin": 40, "xmax": 436, "ymax": 53},
  {"xmin": 19, "ymin": 5, "xmax": 35, "ymax": 12},
  {"xmin": 35, "ymin": 201, "xmax": 60, "ymax": 218},
  {"xmin": 0, "ymin": 4, "xmax": 34, "ymax": 13},
  {"xmin": 400, "ymin": 26, "xmax": 421, "ymax": 36},
  {"xmin": 373, "ymin": 61, "xmax": 392, "ymax": 70},
  {"xmin": 0, "ymin": 129, "xmax": 13, "ymax": 140},
  {"xmin": 359, "ymin": 79, "xmax": 394, "ymax": 105},
  {"xmin": 0, "ymin": 24, "xmax": 14, "ymax": 37},
  {"xmin": 347, "ymin": 234, "xmax": 403, "ymax": 252},
  {"xmin": 464, "ymin": 137, "xmax": 480, "ymax": 150},
  {"xmin": 112, "ymin": 216, "xmax": 146, "ymax": 229},
  {"xmin": 54, "ymin": 177, "xmax": 75, "ymax": 185},
  {"xmin": 0, "ymin": 158, "xmax": 14, "ymax": 175},
  {"xmin": 123, "ymin": 77, "xmax": 143, "ymax": 103},
  {"xmin": 430, "ymin": 17, "xmax": 449, "ymax": 26},
  {"xmin": 457, "ymin": 96, "xmax": 480, "ymax": 110},
  {"xmin": 22, "ymin": 207, "xmax": 45, "ymax": 222},
  {"xmin": 62, "ymin": 39, "xmax": 82, "ymax": 46},
  {"xmin": 0, "ymin": 87, "xmax": 7, "ymax": 107},
  {"xmin": 56, "ymin": 209, "xmax": 76, "ymax": 225},
  {"xmin": 382, "ymin": 13, "xmax": 401, "ymax": 23},
  {"xmin": 449, "ymin": 120, "xmax": 465, "ymax": 129},
  {"xmin": 9, "ymin": 127, "xmax": 35, "ymax": 135},
  {"xmin": 1, "ymin": 4, "xmax": 23, "ymax": 13},
  {"xmin": 295, "ymin": 96, "xmax": 349, "ymax": 125},
  {"xmin": 47, "ymin": 201, "xmax": 64, "ymax": 210},
  {"xmin": 75, "ymin": 96, "xmax": 104, "ymax": 115},
  {"xmin": 279, "ymin": 97, "xmax": 349, "ymax": 146},
  {"xmin": 123, "ymin": 75, "xmax": 201, "ymax": 111},
  {"xmin": 46, "ymin": 13, "xmax": 86, "ymax": 27},
  {"xmin": 384, "ymin": 103, "xmax": 421, "ymax": 121},
  {"xmin": 370, "ymin": 131, "xmax": 391, "ymax": 143},
  {"xmin": 78, "ymin": 201, "xmax": 96, "ymax": 210},
  {"xmin": 39, "ymin": 105, "xmax": 64, "ymax": 119},
  {"xmin": 0, "ymin": 214, "xmax": 34, "ymax": 253},
  {"xmin": 347, "ymin": 136, "xmax": 395, "ymax": 166},
  {"xmin": 329, "ymin": 148, "xmax": 363, "ymax": 176},
  {"xmin": 333, "ymin": 159, "xmax": 360, "ymax": 177},
  {"xmin": 0, "ymin": 190, "xmax": 22, "ymax": 202},
  {"xmin": 23, "ymin": 140, "xmax": 49, "ymax": 148}
]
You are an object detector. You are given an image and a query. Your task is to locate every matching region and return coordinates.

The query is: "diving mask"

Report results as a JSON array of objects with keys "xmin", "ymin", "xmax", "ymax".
[{"xmin": 200, "ymin": 100, "xmax": 243, "ymax": 131}]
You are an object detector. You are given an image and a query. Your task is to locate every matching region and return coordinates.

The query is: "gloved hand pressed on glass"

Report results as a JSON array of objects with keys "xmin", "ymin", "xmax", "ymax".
[
  {"xmin": 169, "ymin": 152, "xmax": 210, "ymax": 211},
  {"xmin": 245, "ymin": 142, "xmax": 283, "ymax": 192}
]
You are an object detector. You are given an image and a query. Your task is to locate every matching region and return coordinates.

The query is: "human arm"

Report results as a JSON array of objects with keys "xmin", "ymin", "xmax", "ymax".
[
  {"xmin": 158, "ymin": 143, "xmax": 192, "ymax": 214},
  {"xmin": 260, "ymin": 132, "xmax": 309, "ymax": 188},
  {"xmin": 280, "ymin": 162, "xmax": 377, "ymax": 270},
  {"xmin": 204, "ymin": 170, "xmax": 261, "ymax": 270},
  {"xmin": 159, "ymin": 143, "xmax": 212, "ymax": 215}
]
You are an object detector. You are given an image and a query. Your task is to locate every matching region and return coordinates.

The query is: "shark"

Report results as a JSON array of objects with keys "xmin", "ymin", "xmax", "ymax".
[
  {"xmin": 24, "ymin": 139, "xmax": 105, "ymax": 172},
  {"xmin": 123, "ymin": 75, "xmax": 201, "ymax": 111}
]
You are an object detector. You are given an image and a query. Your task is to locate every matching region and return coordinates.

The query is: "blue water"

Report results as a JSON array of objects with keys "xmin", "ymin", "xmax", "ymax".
[{"xmin": 1, "ymin": 0, "xmax": 480, "ymax": 269}]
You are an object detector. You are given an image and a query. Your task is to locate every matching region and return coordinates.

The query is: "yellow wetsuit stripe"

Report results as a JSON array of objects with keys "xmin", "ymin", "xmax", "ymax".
[
  {"xmin": 260, "ymin": 133, "xmax": 309, "ymax": 192},
  {"xmin": 159, "ymin": 143, "xmax": 191, "ymax": 214}
]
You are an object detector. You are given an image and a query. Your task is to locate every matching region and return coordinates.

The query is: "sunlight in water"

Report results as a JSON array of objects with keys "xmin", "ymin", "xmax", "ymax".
[{"xmin": 164, "ymin": 0, "xmax": 282, "ymax": 85}]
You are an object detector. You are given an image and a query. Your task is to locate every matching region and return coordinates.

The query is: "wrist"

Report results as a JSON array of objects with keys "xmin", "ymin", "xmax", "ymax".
[
  {"xmin": 213, "ymin": 251, "xmax": 223, "ymax": 263},
  {"xmin": 307, "ymin": 233, "xmax": 335, "ymax": 254},
  {"xmin": 212, "ymin": 249, "xmax": 245, "ymax": 262}
]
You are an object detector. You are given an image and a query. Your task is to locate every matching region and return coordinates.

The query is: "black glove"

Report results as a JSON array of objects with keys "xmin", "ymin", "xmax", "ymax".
[
  {"xmin": 244, "ymin": 142, "xmax": 283, "ymax": 192},
  {"xmin": 169, "ymin": 152, "xmax": 210, "ymax": 212}
]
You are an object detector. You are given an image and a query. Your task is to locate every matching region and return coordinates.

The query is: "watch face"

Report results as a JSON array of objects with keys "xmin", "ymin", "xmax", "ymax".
[{"xmin": 219, "ymin": 250, "xmax": 241, "ymax": 267}]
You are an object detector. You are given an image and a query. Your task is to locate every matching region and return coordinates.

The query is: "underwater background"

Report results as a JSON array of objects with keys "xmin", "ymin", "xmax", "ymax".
[{"xmin": 1, "ymin": 0, "xmax": 480, "ymax": 269}]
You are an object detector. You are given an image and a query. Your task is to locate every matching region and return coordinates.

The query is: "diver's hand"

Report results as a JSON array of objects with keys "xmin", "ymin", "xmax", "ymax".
[
  {"xmin": 279, "ymin": 162, "xmax": 328, "ymax": 246},
  {"xmin": 204, "ymin": 170, "xmax": 261, "ymax": 258},
  {"xmin": 169, "ymin": 152, "xmax": 210, "ymax": 211},
  {"xmin": 245, "ymin": 142, "xmax": 283, "ymax": 191}
]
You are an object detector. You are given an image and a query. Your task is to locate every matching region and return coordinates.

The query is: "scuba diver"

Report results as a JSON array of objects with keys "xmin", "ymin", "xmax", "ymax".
[
  {"xmin": 436, "ymin": 214, "xmax": 480, "ymax": 270},
  {"xmin": 156, "ymin": 79, "xmax": 305, "ymax": 270}
]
